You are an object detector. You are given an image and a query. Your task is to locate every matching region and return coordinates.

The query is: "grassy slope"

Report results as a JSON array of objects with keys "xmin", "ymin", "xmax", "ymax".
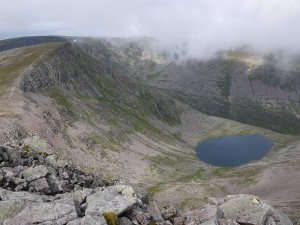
[{"xmin": 0, "ymin": 42, "xmax": 63, "ymax": 96}]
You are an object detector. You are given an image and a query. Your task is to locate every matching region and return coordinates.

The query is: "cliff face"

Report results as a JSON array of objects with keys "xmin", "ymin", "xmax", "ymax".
[
  {"xmin": 20, "ymin": 43, "xmax": 103, "ymax": 96},
  {"xmin": 20, "ymin": 42, "xmax": 180, "ymax": 123},
  {"xmin": 116, "ymin": 46, "xmax": 300, "ymax": 134}
]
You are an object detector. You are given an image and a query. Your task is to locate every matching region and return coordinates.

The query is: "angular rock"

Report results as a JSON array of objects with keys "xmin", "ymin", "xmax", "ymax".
[
  {"xmin": 91, "ymin": 178, "xmax": 105, "ymax": 188},
  {"xmin": 135, "ymin": 188, "xmax": 149, "ymax": 204},
  {"xmin": 74, "ymin": 190, "xmax": 87, "ymax": 205},
  {"xmin": 45, "ymin": 155, "xmax": 59, "ymax": 169},
  {"xmin": 11, "ymin": 165, "xmax": 25, "ymax": 175},
  {"xmin": 4, "ymin": 202, "xmax": 77, "ymax": 225},
  {"xmin": 115, "ymin": 185, "xmax": 135, "ymax": 197},
  {"xmin": 60, "ymin": 171, "xmax": 70, "ymax": 180},
  {"xmin": 85, "ymin": 186, "xmax": 138, "ymax": 216},
  {"xmin": 219, "ymin": 194, "xmax": 293, "ymax": 225},
  {"xmin": 265, "ymin": 216, "xmax": 276, "ymax": 225},
  {"xmin": 1, "ymin": 168, "xmax": 15, "ymax": 181},
  {"xmin": 0, "ymin": 187, "xmax": 45, "ymax": 202},
  {"xmin": 147, "ymin": 201, "xmax": 164, "ymax": 222},
  {"xmin": 28, "ymin": 177, "xmax": 51, "ymax": 194},
  {"xmin": 46, "ymin": 174, "xmax": 63, "ymax": 194},
  {"xmin": 120, "ymin": 217, "xmax": 133, "ymax": 225},
  {"xmin": 183, "ymin": 205, "xmax": 223, "ymax": 224},
  {"xmin": 74, "ymin": 190, "xmax": 87, "ymax": 217},
  {"xmin": 22, "ymin": 165, "xmax": 49, "ymax": 182},
  {"xmin": 22, "ymin": 135, "xmax": 54, "ymax": 156},
  {"xmin": 161, "ymin": 205, "xmax": 179, "ymax": 220},
  {"xmin": 208, "ymin": 197, "xmax": 225, "ymax": 206},
  {"xmin": 126, "ymin": 205, "xmax": 142, "ymax": 218},
  {"xmin": 0, "ymin": 199, "xmax": 27, "ymax": 222},
  {"xmin": 14, "ymin": 183, "xmax": 27, "ymax": 191},
  {"xmin": 0, "ymin": 146, "xmax": 9, "ymax": 162},
  {"xmin": 11, "ymin": 177, "xmax": 26, "ymax": 186}
]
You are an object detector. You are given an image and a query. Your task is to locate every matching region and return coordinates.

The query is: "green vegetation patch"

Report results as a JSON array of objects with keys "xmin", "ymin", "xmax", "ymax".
[
  {"xmin": 211, "ymin": 167, "xmax": 232, "ymax": 178},
  {"xmin": 103, "ymin": 212, "xmax": 119, "ymax": 225},
  {"xmin": 49, "ymin": 87, "xmax": 73, "ymax": 110},
  {"xmin": 217, "ymin": 73, "xmax": 232, "ymax": 99}
]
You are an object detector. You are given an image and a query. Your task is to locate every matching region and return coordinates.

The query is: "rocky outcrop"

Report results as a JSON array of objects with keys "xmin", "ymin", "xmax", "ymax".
[
  {"xmin": 0, "ymin": 141, "xmax": 293, "ymax": 225},
  {"xmin": 0, "ymin": 140, "xmax": 104, "ymax": 195}
]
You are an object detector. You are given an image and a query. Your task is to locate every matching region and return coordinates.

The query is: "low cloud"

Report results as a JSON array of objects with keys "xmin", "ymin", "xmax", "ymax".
[{"xmin": 1, "ymin": 0, "xmax": 300, "ymax": 57}]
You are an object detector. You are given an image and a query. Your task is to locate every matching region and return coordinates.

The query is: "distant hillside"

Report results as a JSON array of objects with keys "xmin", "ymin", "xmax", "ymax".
[
  {"xmin": 0, "ymin": 36, "xmax": 67, "ymax": 52},
  {"xmin": 122, "ymin": 46, "xmax": 300, "ymax": 134}
]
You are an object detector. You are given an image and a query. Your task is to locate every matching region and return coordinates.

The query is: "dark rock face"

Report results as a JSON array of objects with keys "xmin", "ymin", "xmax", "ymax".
[{"xmin": 20, "ymin": 43, "xmax": 102, "ymax": 96}]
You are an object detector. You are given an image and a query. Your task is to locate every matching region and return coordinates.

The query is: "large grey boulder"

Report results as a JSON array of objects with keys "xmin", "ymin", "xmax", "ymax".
[
  {"xmin": 0, "ymin": 187, "xmax": 78, "ymax": 225},
  {"xmin": 22, "ymin": 135, "xmax": 54, "ymax": 156},
  {"xmin": 22, "ymin": 165, "xmax": 49, "ymax": 182},
  {"xmin": 4, "ymin": 202, "xmax": 77, "ymax": 225},
  {"xmin": 0, "ymin": 187, "xmax": 45, "ymax": 202},
  {"xmin": 219, "ymin": 194, "xmax": 293, "ymax": 225},
  {"xmin": 85, "ymin": 185, "xmax": 138, "ymax": 217},
  {"xmin": 0, "ymin": 199, "xmax": 27, "ymax": 223},
  {"xmin": 28, "ymin": 177, "xmax": 50, "ymax": 194}
]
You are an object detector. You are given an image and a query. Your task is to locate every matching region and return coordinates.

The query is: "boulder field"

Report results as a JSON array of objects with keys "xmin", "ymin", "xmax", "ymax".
[{"xmin": 0, "ymin": 141, "xmax": 293, "ymax": 225}]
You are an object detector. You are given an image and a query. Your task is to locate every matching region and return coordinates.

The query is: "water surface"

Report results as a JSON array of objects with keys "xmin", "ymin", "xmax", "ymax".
[{"xmin": 196, "ymin": 135, "xmax": 274, "ymax": 167}]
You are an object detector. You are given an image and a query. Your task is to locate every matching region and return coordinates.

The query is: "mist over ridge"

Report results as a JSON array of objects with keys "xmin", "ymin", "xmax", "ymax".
[{"xmin": 1, "ymin": 0, "xmax": 300, "ymax": 58}]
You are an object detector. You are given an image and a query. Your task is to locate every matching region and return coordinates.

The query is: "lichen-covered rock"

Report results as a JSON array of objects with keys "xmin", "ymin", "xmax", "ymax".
[
  {"xmin": 0, "ymin": 199, "xmax": 27, "ymax": 222},
  {"xmin": 161, "ymin": 205, "xmax": 179, "ymax": 220},
  {"xmin": 22, "ymin": 135, "xmax": 54, "ymax": 156},
  {"xmin": 28, "ymin": 177, "xmax": 50, "ymax": 194},
  {"xmin": 46, "ymin": 174, "xmax": 63, "ymax": 193},
  {"xmin": 219, "ymin": 194, "xmax": 293, "ymax": 225},
  {"xmin": 22, "ymin": 165, "xmax": 49, "ymax": 182},
  {"xmin": 85, "ymin": 186, "xmax": 138, "ymax": 216},
  {"xmin": 4, "ymin": 202, "xmax": 77, "ymax": 225}
]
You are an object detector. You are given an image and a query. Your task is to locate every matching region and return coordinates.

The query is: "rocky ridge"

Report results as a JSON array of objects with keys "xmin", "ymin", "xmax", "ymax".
[{"xmin": 0, "ymin": 140, "xmax": 293, "ymax": 225}]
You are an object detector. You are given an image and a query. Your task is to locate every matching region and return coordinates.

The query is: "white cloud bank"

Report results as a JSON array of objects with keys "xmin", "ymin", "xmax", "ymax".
[{"xmin": 1, "ymin": 0, "xmax": 300, "ymax": 57}]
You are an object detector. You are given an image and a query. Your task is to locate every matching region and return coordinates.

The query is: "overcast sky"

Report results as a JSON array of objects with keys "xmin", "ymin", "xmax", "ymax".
[{"xmin": 1, "ymin": 0, "xmax": 300, "ymax": 57}]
